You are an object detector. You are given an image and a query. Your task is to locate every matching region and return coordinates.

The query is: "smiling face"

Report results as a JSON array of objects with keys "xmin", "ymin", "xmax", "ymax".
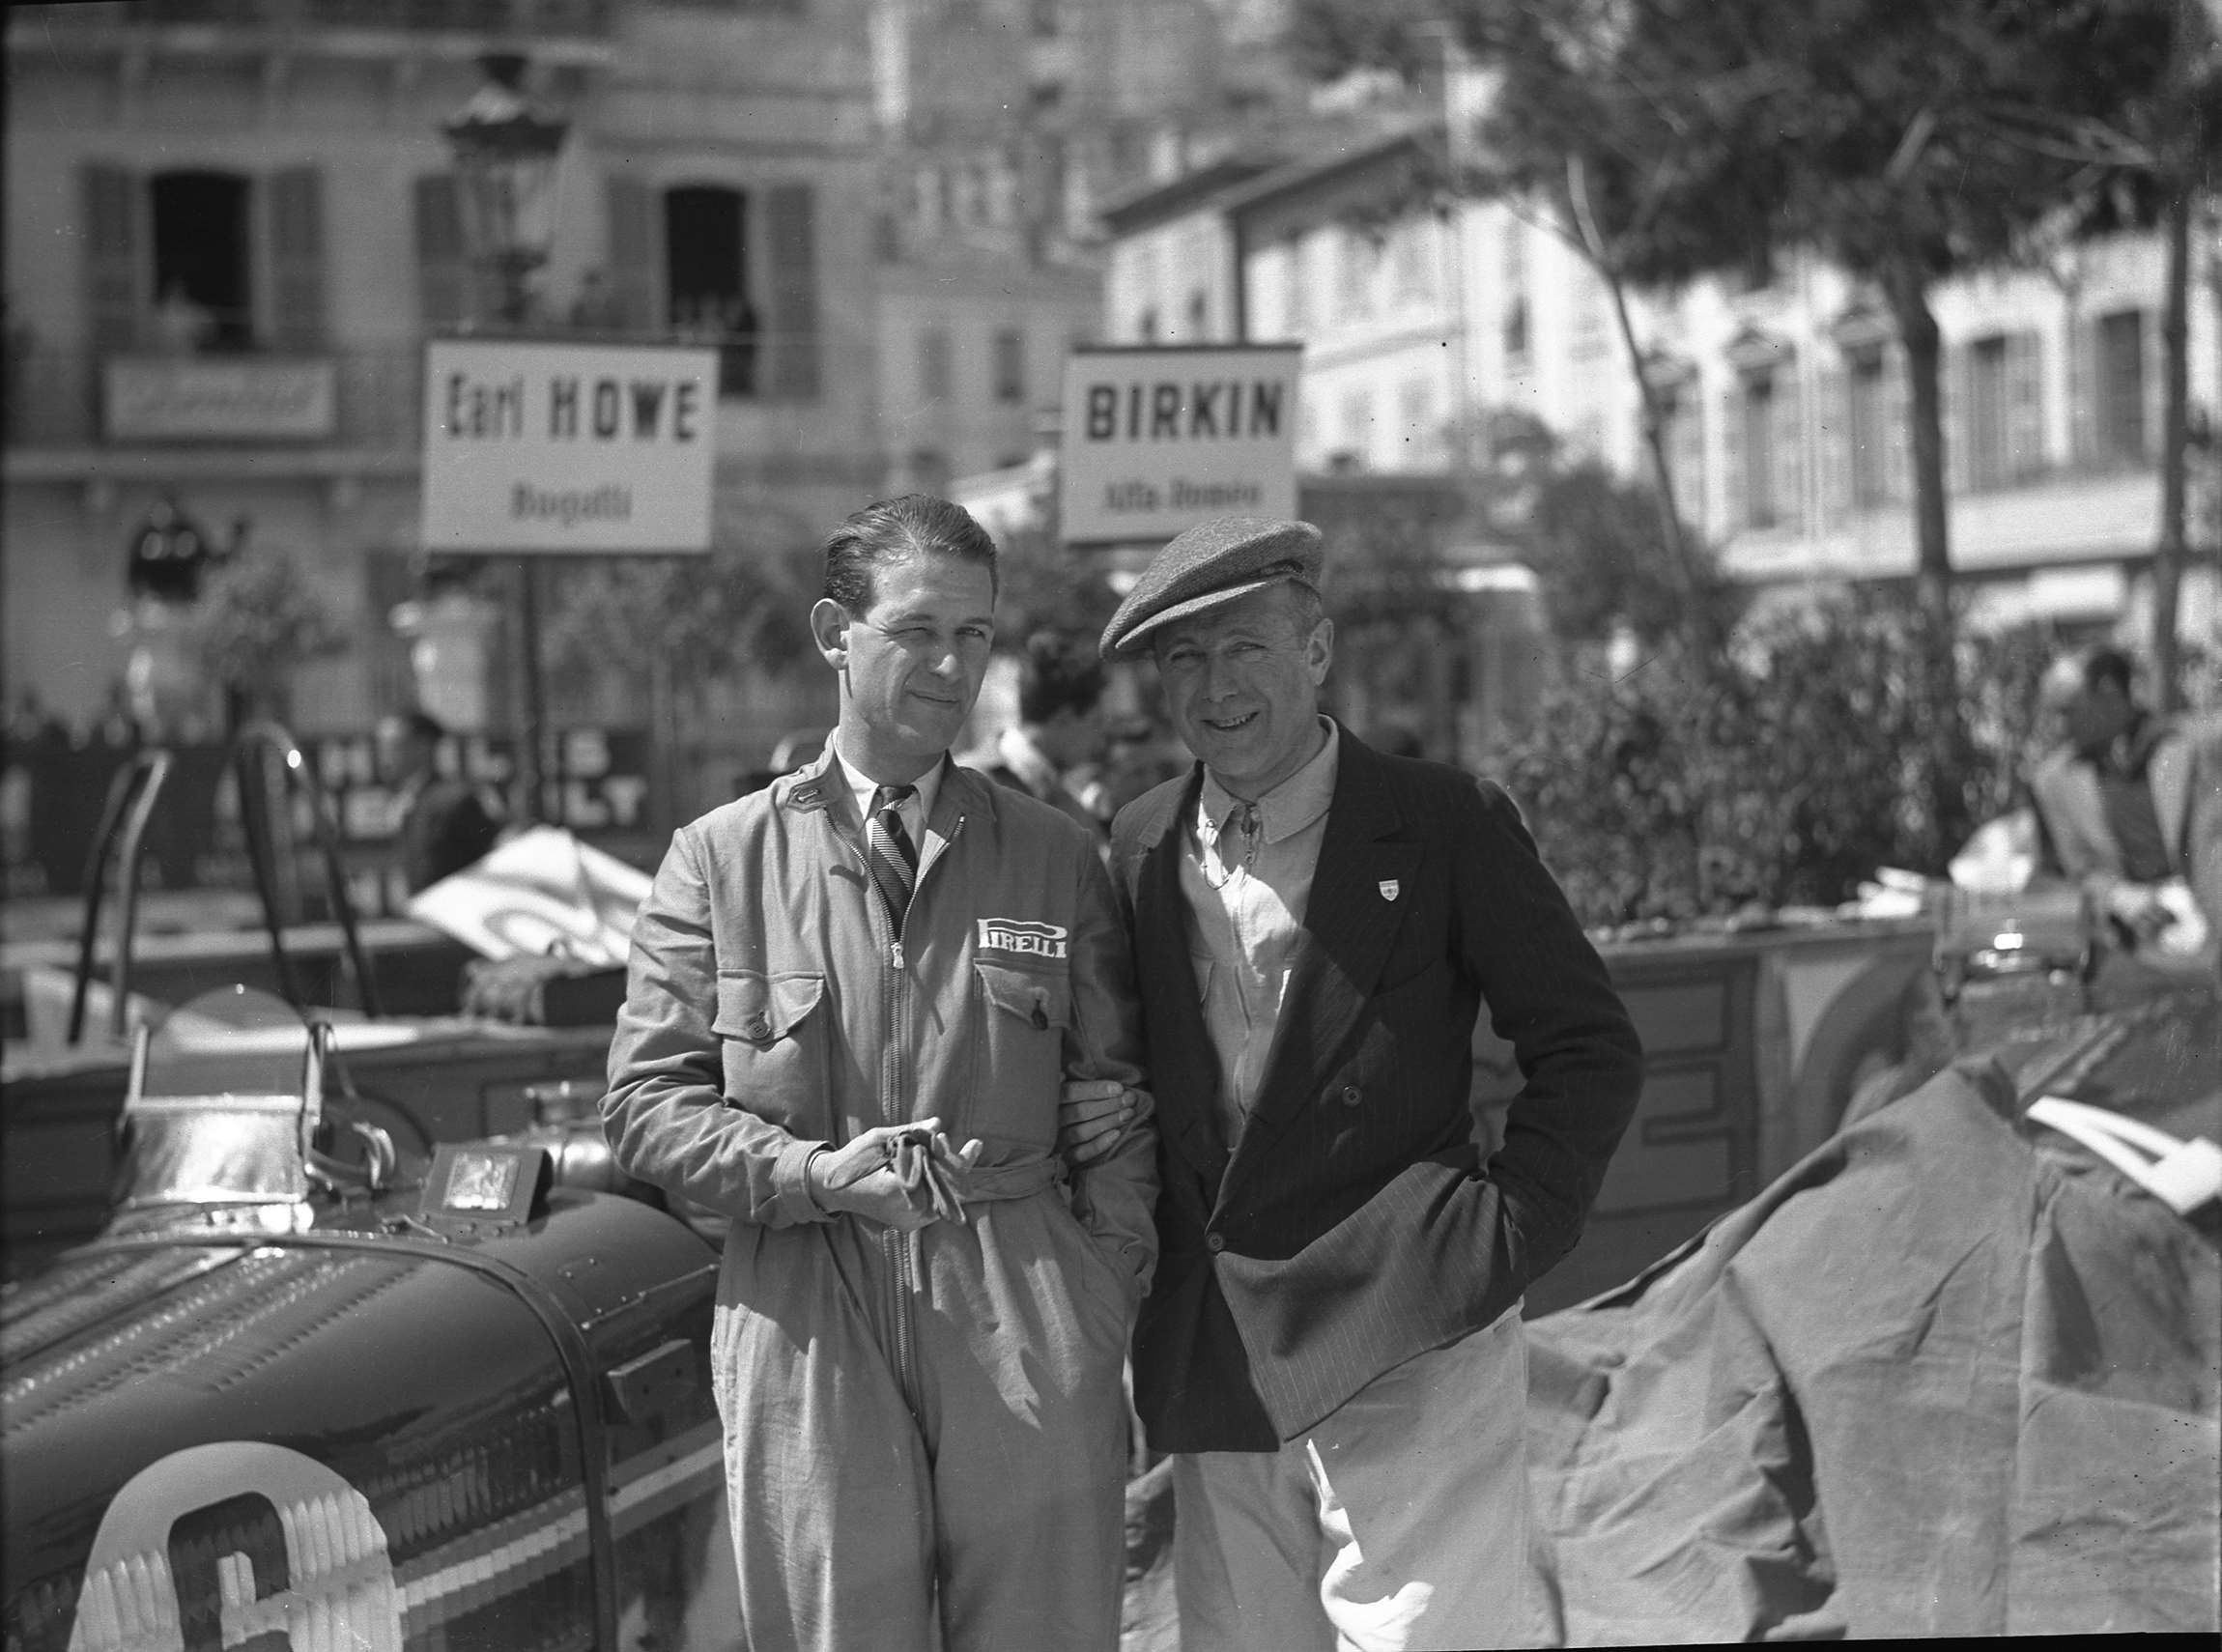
[
  {"xmin": 812, "ymin": 549, "xmax": 996, "ymax": 783},
  {"xmin": 1152, "ymin": 584, "xmax": 1332, "ymax": 799}
]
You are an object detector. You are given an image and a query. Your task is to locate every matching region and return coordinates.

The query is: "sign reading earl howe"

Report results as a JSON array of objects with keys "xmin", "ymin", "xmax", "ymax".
[
  {"xmin": 1059, "ymin": 344, "xmax": 1300, "ymax": 546},
  {"xmin": 422, "ymin": 340, "xmax": 718, "ymax": 554}
]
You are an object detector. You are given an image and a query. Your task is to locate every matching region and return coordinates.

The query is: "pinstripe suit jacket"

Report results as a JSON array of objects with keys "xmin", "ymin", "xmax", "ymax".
[{"xmin": 1111, "ymin": 727, "xmax": 1644, "ymax": 1451}]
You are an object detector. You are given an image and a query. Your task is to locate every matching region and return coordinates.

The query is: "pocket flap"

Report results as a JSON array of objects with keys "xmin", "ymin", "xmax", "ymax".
[
  {"xmin": 713, "ymin": 971, "xmax": 825, "ymax": 1043},
  {"xmin": 976, "ymin": 962, "xmax": 1071, "ymax": 1032}
]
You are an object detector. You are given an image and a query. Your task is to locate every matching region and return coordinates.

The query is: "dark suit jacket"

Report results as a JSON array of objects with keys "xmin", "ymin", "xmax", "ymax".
[{"xmin": 1112, "ymin": 726, "xmax": 1643, "ymax": 1452}]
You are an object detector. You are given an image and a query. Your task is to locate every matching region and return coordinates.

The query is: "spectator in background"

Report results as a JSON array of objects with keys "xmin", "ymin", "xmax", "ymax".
[
  {"xmin": 2030, "ymin": 645, "xmax": 2222, "ymax": 992},
  {"xmin": 376, "ymin": 708, "xmax": 504, "ymax": 893},
  {"xmin": 567, "ymin": 269, "xmax": 624, "ymax": 332},
  {"xmin": 979, "ymin": 629, "xmax": 1111, "ymax": 846},
  {"xmin": 150, "ymin": 282, "xmax": 213, "ymax": 356}
]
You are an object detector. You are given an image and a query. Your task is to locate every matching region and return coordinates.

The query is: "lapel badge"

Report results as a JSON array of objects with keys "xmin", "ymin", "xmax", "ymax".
[
  {"xmin": 787, "ymin": 782, "xmax": 827, "ymax": 812},
  {"xmin": 1379, "ymin": 879, "xmax": 1400, "ymax": 901}
]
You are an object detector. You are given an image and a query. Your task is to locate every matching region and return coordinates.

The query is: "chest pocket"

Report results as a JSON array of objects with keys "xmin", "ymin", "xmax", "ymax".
[
  {"xmin": 712, "ymin": 971, "xmax": 827, "ymax": 1131},
  {"xmin": 969, "ymin": 961, "xmax": 1072, "ymax": 1149}
]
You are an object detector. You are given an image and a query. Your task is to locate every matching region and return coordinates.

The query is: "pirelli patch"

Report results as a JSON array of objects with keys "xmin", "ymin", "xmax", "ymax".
[{"xmin": 977, "ymin": 918, "xmax": 1068, "ymax": 959}]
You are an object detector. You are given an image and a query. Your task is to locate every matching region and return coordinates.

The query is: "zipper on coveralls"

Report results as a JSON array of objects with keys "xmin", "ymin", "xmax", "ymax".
[{"xmin": 877, "ymin": 812, "xmax": 964, "ymax": 1418}]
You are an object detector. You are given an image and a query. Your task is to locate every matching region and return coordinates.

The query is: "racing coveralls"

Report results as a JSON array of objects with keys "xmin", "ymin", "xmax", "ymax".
[{"xmin": 604, "ymin": 750, "xmax": 1156, "ymax": 1652}]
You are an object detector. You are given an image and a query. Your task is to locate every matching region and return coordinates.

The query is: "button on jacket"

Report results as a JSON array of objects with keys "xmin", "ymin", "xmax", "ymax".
[{"xmin": 1111, "ymin": 726, "xmax": 1643, "ymax": 1453}]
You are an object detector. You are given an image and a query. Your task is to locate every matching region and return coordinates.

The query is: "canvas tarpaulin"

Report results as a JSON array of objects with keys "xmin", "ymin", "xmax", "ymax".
[{"xmin": 1523, "ymin": 1055, "xmax": 2220, "ymax": 1641}]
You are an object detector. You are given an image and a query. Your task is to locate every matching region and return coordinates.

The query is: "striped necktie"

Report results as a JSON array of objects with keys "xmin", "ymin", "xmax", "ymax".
[{"xmin": 868, "ymin": 783, "xmax": 920, "ymax": 936}]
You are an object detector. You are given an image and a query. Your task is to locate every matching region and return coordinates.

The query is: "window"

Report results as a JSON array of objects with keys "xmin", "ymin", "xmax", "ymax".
[
  {"xmin": 1847, "ymin": 349, "xmax": 1892, "ymax": 507},
  {"xmin": 665, "ymin": 185, "xmax": 759, "ymax": 398},
  {"xmin": 1741, "ymin": 373, "xmax": 1778, "ymax": 529},
  {"xmin": 1336, "ymin": 232, "xmax": 1373, "ymax": 320},
  {"xmin": 85, "ymin": 163, "xmax": 327, "ymax": 354},
  {"xmin": 1397, "ymin": 378, "xmax": 1436, "ymax": 465},
  {"xmin": 1965, "ymin": 333, "xmax": 2010, "ymax": 492},
  {"xmin": 595, "ymin": 179, "xmax": 818, "ymax": 399},
  {"xmin": 152, "ymin": 171, "xmax": 254, "ymax": 350},
  {"xmin": 1390, "ymin": 221, "xmax": 1432, "ymax": 305},
  {"xmin": 1135, "ymin": 307, "xmax": 1158, "ymax": 344},
  {"xmin": 1659, "ymin": 381, "xmax": 1706, "ymax": 533},
  {"xmin": 992, "ymin": 328, "xmax": 1025, "ymax": 403},
  {"xmin": 1186, "ymin": 290, "xmax": 1209, "ymax": 338},
  {"xmin": 1282, "ymin": 237, "xmax": 1310, "ymax": 334},
  {"xmin": 1500, "ymin": 223, "xmax": 1528, "ymax": 360},
  {"xmin": 2096, "ymin": 308, "xmax": 2147, "ymax": 462},
  {"xmin": 921, "ymin": 326, "xmax": 953, "ymax": 402},
  {"xmin": 1570, "ymin": 271, "xmax": 1610, "ymax": 362},
  {"xmin": 1341, "ymin": 388, "xmax": 1372, "ymax": 467}
]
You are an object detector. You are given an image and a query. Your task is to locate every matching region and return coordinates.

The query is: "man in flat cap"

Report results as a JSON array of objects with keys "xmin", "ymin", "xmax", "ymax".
[{"xmin": 1065, "ymin": 515, "xmax": 1642, "ymax": 1649}]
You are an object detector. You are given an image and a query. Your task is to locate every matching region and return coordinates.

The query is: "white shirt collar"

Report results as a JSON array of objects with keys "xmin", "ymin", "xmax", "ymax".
[
  {"xmin": 1196, "ymin": 716, "xmax": 1339, "ymax": 847},
  {"xmin": 827, "ymin": 731, "xmax": 945, "ymax": 828}
]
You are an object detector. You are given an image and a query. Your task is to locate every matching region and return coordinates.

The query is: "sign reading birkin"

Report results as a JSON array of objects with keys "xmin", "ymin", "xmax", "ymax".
[
  {"xmin": 1059, "ymin": 344, "xmax": 1301, "ymax": 546},
  {"xmin": 421, "ymin": 339, "xmax": 718, "ymax": 554}
]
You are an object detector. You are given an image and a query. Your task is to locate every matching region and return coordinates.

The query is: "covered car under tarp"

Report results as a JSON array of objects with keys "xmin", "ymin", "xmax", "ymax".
[{"xmin": 1523, "ymin": 996, "xmax": 2220, "ymax": 1641}]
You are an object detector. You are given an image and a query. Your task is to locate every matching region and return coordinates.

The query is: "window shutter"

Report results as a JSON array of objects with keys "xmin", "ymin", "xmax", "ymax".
[
  {"xmin": 1721, "ymin": 385, "xmax": 1747, "ymax": 533},
  {"xmin": 1816, "ymin": 364, "xmax": 1848, "ymax": 533},
  {"xmin": 1670, "ymin": 390, "xmax": 1707, "ymax": 537},
  {"xmin": 765, "ymin": 184, "xmax": 819, "ymax": 400},
  {"xmin": 1943, "ymin": 342, "xmax": 1969, "ymax": 494},
  {"xmin": 2066, "ymin": 314, "xmax": 2096, "ymax": 465},
  {"xmin": 2008, "ymin": 328, "xmax": 2044, "ymax": 480},
  {"xmin": 2142, "ymin": 304, "xmax": 2163, "ymax": 466},
  {"xmin": 266, "ymin": 165, "xmax": 327, "ymax": 352},
  {"xmin": 413, "ymin": 173, "xmax": 470, "ymax": 332},
  {"xmin": 1773, "ymin": 364, "xmax": 1806, "ymax": 535},
  {"xmin": 605, "ymin": 173, "xmax": 661, "ymax": 333},
  {"xmin": 82, "ymin": 163, "xmax": 144, "ymax": 353},
  {"xmin": 1884, "ymin": 348, "xmax": 1911, "ymax": 504}
]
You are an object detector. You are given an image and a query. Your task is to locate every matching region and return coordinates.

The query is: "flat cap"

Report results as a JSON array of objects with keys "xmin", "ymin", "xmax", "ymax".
[{"xmin": 1099, "ymin": 516, "xmax": 1325, "ymax": 660}]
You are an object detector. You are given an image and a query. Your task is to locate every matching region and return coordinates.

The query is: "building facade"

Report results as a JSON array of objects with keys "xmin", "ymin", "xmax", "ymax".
[
  {"xmin": 1091, "ymin": 84, "xmax": 2222, "ymax": 647},
  {"xmin": 4, "ymin": 0, "xmax": 882, "ymax": 753}
]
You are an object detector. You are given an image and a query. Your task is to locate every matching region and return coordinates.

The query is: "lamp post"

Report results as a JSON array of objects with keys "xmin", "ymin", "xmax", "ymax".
[{"xmin": 442, "ymin": 50, "xmax": 569, "ymax": 818}]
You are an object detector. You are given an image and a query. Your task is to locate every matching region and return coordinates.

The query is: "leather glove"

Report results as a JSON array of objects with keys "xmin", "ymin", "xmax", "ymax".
[{"xmin": 807, "ymin": 1120, "xmax": 982, "ymax": 1230}]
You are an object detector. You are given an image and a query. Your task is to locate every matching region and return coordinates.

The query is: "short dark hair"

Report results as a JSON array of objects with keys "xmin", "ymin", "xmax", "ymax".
[
  {"xmin": 2081, "ymin": 647, "xmax": 2135, "ymax": 698},
  {"xmin": 822, "ymin": 494, "xmax": 998, "ymax": 614},
  {"xmin": 1013, "ymin": 630, "xmax": 1105, "ymax": 725}
]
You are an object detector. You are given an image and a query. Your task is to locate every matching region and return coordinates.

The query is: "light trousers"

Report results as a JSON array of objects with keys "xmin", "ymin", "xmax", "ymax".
[{"xmin": 1171, "ymin": 1306, "xmax": 1528, "ymax": 1652}]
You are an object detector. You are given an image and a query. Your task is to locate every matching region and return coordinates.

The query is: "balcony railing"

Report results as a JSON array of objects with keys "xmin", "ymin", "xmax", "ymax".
[
  {"xmin": 36, "ymin": 0, "xmax": 612, "ymax": 38},
  {"xmin": 1, "ymin": 333, "xmax": 859, "ymax": 454},
  {"xmin": 5, "ymin": 347, "xmax": 430, "ymax": 452}
]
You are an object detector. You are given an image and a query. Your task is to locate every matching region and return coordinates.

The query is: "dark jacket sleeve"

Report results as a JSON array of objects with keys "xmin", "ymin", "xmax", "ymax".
[{"xmin": 1457, "ymin": 779, "xmax": 1644, "ymax": 1281}]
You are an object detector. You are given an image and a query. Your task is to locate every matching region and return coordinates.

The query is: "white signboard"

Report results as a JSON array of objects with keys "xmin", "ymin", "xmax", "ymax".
[
  {"xmin": 1059, "ymin": 344, "xmax": 1301, "ymax": 546},
  {"xmin": 421, "ymin": 340, "xmax": 717, "ymax": 554},
  {"xmin": 106, "ymin": 358, "xmax": 336, "ymax": 441}
]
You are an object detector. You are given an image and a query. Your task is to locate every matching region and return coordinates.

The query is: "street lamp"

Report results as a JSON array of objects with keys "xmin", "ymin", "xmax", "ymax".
[
  {"xmin": 442, "ymin": 51, "xmax": 570, "ymax": 328},
  {"xmin": 442, "ymin": 51, "xmax": 570, "ymax": 820}
]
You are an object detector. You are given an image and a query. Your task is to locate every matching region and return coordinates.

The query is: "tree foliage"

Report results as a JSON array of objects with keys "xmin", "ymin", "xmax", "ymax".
[
  {"xmin": 1497, "ymin": 593, "xmax": 2062, "ymax": 929},
  {"xmin": 185, "ymin": 549, "xmax": 347, "ymax": 726}
]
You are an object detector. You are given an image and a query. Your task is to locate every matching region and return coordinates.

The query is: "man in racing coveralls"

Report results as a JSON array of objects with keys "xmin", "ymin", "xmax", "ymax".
[{"xmin": 603, "ymin": 495, "xmax": 1157, "ymax": 1652}]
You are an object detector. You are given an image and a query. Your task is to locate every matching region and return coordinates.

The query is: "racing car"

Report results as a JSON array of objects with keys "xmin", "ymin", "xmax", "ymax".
[{"xmin": 2, "ymin": 985, "xmax": 739, "ymax": 1651}]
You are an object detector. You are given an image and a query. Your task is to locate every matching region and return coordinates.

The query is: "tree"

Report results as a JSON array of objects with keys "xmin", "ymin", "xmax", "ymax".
[
  {"xmin": 185, "ymin": 548, "xmax": 347, "ymax": 731},
  {"xmin": 1289, "ymin": 0, "xmax": 2204, "ymax": 848},
  {"xmin": 541, "ymin": 540, "xmax": 819, "ymax": 825}
]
